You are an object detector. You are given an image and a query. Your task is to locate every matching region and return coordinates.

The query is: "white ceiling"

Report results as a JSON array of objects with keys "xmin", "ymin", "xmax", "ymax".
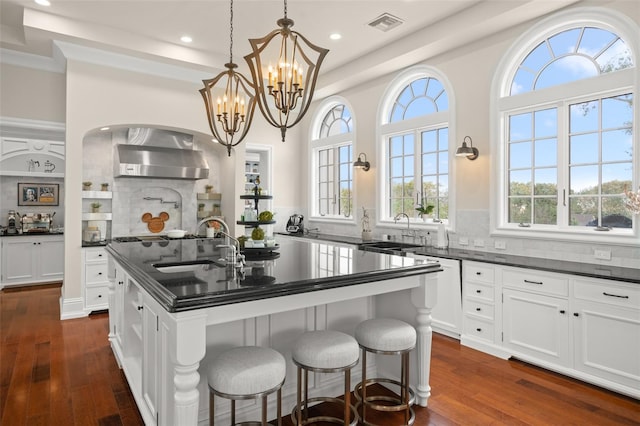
[{"xmin": 0, "ymin": 0, "xmax": 581, "ymax": 97}]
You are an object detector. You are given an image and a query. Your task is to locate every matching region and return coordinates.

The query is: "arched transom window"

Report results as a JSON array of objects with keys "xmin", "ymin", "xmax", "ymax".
[
  {"xmin": 494, "ymin": 9, "xmax": 637, "ymax": 243},
  {"xmin": 380, "ymin": 70, "xmax": 452, "ymax": 225},
  {"xmin": 311, "ymin": 101, "xmax": 354, "ymax": 219}
]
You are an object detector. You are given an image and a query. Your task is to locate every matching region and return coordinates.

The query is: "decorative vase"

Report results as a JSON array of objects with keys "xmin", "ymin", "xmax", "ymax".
[{"xmin": 362, "ymin": 230, "xmax": 372, "ymax": 241}]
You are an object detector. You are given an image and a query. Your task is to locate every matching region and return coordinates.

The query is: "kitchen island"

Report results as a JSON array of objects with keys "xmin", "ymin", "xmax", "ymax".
[{"xmin": 106, "ymin": 236, "xmax": 442, "ymax": 425}]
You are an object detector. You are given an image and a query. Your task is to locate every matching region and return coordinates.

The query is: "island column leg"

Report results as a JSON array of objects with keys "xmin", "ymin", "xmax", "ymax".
[
  {"xmin": 166, "ymin": 313, "xmax": 208, "ymax": 426},
  {"xmin": 410, "ymin": 273, "xmax": 438, "ymax": 407}
]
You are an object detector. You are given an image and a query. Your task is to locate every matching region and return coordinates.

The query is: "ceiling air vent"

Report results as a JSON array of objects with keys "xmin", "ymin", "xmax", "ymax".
[{"xmin": 368, "ymin": 13, "xmax": 404, "ymax": 32}]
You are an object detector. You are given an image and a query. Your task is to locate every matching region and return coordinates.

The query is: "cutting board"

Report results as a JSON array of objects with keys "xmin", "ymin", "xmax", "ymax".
[{"xmin": 142, "ymin": 212, "xmax": 170, "ymax": 233}]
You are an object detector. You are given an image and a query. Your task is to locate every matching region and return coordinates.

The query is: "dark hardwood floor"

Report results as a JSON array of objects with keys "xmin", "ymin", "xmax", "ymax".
[{"xmin": 1, "ymin": 284, "xmax": 638, "ymax": 425}]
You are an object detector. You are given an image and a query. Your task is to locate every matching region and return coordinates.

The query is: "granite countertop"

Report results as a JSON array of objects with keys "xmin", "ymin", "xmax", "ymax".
[
  {"xmin": 107, "ymin": 237, "xmax": 442, "ymax": 312},
  {"xmin": 277, "ymin": 232, "xmax": 640, "ymax": 285},
  {"xmin": 0, "ymin": 231, "xmax": 64, "ymax": 237}
]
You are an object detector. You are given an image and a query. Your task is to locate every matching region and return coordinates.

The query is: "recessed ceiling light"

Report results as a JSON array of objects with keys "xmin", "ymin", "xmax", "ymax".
[
  {"xmin": 100, "ymin": 127, "xmax": 110, "ymax": 131},
  {"xmin": 35, "ymin": 0, "xmax": 51, "ymax": 6},
  {"xmin": 181, "ymin": 35, "xmax": 193, "ymax": 43},
  {"xmin": 329, "ymin": 33, "xmax": 342, "ymax": 41}
]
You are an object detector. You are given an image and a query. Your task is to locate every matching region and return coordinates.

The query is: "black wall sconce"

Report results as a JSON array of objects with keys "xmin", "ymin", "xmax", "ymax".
[
  {"xmin": 455, "ymin": 136, "xmax": 479, "ymax": 160},
  {"xmin": 353, "ymin": 152, "xmax": 370, "ymax": 171}
]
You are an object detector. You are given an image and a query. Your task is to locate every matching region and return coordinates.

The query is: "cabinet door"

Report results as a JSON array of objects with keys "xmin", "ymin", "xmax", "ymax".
[
  {"xmin": 502, "ymin": 288, "xmax": 570, "ymax": 366},
  {"xmin": 2, "ymin": 239, "xmax": 36, "ymax": 283},
  {"xmin": 142, "ymin": 299, "xmax": 159, "ymax": 420},
  {"xmin": 38, "ymin": 238, "xmax": 64, "ymax": 279},
  {"xmin": 573, "ymin": 299, "xmax": 640, "ymax": 390},
  {"xmin": 415, "ymin": 256, "xmax": 461, "ymax": 337}
]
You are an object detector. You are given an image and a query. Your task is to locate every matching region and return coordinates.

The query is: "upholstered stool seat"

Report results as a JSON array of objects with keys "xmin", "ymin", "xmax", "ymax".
[
  {"xmin": 354, "ymin": 318, "xmax": 416, "ymax": 426},
  {"xmin": 208, "ymin": 346, "xmax": 286, "ymax": 426},
  {"xmin": 291, "ymin": 330, "xmax": 359, "ymax": 425}
]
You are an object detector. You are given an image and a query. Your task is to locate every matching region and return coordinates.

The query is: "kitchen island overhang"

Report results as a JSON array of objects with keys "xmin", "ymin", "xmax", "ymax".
[{"xmin": 106, "ymin": 237, "xmax": 442, "ymax": 425}]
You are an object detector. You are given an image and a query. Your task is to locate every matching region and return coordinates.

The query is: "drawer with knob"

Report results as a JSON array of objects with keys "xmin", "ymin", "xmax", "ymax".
[
  {"xmin": 85, "ymin": 285, "xmax": 108, "ymax": 308},
  {"xmin": 464, "ymin": 263, "xmax": 495, "ymax": 284},
  {"xmin": 463, "ymin": 316, "xmax": 494, "ymax": 343},
  {"xmin": 85, "ymin": 248, "xmax": 107, "ymax": 262},
  {"xmin": 464, "ymin": 299, "xmax": 494, "ymax": 320},
  {"xmin": 85, "ymin": 263, "xmax": 109, "ymax": 285},
  {"xmin": 573, "ymin": 278, "xmax": 640, "ymax": 309},
  {"xmin": 464, "ymin": 282, "xmax": 494, "ymax": 303}
]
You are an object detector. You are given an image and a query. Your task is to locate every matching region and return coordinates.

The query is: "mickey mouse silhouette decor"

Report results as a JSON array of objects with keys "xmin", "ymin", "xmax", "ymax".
[{"xmin": 142, "ymin": 212, "xmax": 170, "ymax": 233}]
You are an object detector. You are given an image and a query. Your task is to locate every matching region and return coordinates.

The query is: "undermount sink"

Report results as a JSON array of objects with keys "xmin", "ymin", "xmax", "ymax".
[
  {"xmin": 358, "ymin": 241, "xmax": 423, "ymax": 256},
  {"xmin": 154, "ymin": 259, "xmax": 218, "ymax": 273}
]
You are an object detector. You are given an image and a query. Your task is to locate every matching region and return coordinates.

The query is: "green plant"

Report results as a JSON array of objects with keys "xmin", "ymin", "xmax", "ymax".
[
  {"xmin": 82, "ymin": 181, "xmax": 92, "ymax": 188},
  {"xmin": 415, "ymin": 203, "xmax": 435, "ymax": 218},
  {"xmin": 258, "ymin": 210, "xmax": 273, "ymax": 222},
  {"xmin": 251, "ymin": 227, "xmax": 265, "ymax": 241},
  {"xmin": 90, "ymin": 202, "xmax": 101, "ymax": 209}
]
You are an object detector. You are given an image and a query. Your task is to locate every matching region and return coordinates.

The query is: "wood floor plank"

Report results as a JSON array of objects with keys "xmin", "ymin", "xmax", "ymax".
[{"xmin": 1, "ymin": 284, "xmax": 638, "ymax": 426}]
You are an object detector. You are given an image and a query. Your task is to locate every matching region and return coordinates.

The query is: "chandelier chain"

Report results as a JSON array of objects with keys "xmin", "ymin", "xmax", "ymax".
[
  {"xmin": 283, "ymin": 0, "xmax": 287, "ymax": 19},
  {"xmin": 229, "ymin": 0, "xmax": 234, "ymax": 63}
]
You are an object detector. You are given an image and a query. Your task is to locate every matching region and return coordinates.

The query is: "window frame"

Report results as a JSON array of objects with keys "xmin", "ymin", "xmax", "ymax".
[
  {"xmin": 377, "ymin": 65, "xmax": 457, "ymax": 230},
  {"xmin": 309, "ymin": 97, "xmax": 357, "ymax": 223},
  {"xmin": 490, "ymin": 7, "xmax": 639, "ymax": 244}
]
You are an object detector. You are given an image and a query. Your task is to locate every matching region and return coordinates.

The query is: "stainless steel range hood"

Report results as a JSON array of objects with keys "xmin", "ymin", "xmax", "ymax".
[{"xmin": 114, "ymin": 128, "xmax": 209, "ymax": 180}]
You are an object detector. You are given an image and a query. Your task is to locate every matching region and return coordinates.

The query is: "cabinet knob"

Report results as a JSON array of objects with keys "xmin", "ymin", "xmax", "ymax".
[
  {"xmin": 476, "ymin": 328, "xmax": 482, "ymax": 332},
  {"xmin": 98, "ymin": 272, "xmax": 102, "ymax": 275},
  {"xmin": 573, "ymin": 312, "xmax": 580, "ymax": 317},
  {"xmin": 137, "ymin": 305, "xmax": 143, "ymax": 311},
  {"xmin": 98, "ymin": 254, "xmax": 103, "ymax": 257},
  {"xmin": 98, "ymin": 294, "xmax": 102, "ymax": 298},
  {"xmin": 476, "ymin": 272, "xmax": 482, "ymax": 275},
  {"xmin": 559, "ymin": 310, "xmax": 565, "ymax": 314},
  {"xmin": 118, "ymin": 281, "xmax": 123, "ymax": 285},
  {"xmin": 33, "ymin": 242, "xmax": 37, "ymax": 245},
  {"xmin": 476, "ymin": 307, "xmax": 481, "ymax": 311},
  {"xmin": 476, "ymin": 289, "xmax": 482, "ymax": 294}
]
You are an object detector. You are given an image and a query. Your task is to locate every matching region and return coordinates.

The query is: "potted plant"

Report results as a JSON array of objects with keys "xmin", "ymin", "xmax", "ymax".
[
  {"xmin": 205, "ymin": 184, "xmax": 213, "ymax": 193},
  {"xmin": 90, "ymin": 202, "xmax": 101, "ymax": 213},
  {"xmin": 101, "ymin": 182, "xmax": 109, "ymax": 191},
  {"xmin": 198, "ymin": 203, "xmax": 205, "ymax": 212},
  {"xmin": 82, "ymin": 181, "xmax": 92, "ymax": 190},
  {"xmin": 415, "ymin": 203, "xmax": 435, "ymax": 220},
  {"xmin": 251, "ymin": 227, "xmax": 265, "ymax": 247}
]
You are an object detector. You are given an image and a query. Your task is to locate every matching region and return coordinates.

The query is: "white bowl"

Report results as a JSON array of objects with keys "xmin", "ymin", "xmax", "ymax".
[{"xmin": 167, "ymin": 229, "xmax": 186, "ymax": 238}]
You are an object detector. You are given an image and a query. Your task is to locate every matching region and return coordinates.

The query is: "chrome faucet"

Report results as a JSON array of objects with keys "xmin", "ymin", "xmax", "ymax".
[
  {"xmin": 216, "ymin": 230, "xmax": 244, "ymax": 267},
  {"xmin": 195, "ymin": 216, "xmax": 229, "ymax": 236},
  {"xmin": 394, "ymin": 213, "xmax": 415, "ymax": 237}
]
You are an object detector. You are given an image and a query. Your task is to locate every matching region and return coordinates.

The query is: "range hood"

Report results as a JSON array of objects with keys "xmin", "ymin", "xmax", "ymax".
[{"xmin": 114, "ymin": 128, "xmax": 209, "ymax": 180}]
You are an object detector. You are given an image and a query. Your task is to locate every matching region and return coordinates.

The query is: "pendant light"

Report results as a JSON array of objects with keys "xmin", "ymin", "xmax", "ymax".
[
  {"xmin": 244, "ymin": 0, "xmax": 329, "ymax": 142},
  {"xmin": 200, "ymin": 0, "xmax": 256, "ymax": 156}
]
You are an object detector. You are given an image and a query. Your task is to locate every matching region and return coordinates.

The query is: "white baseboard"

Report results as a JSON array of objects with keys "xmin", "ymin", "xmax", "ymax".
[{"xmin": 59, "ymin": 296, "xmax": 88, "ymax": 320}]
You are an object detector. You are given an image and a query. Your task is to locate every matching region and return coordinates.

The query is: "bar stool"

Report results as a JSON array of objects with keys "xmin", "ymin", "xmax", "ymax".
[
  {"xmin": 354, "ymin": 318, "xmax": 416, "ymax": 426},
  {"xmin": 291, "ymin": 330, "xmax": 359, "ymax": 426},
  {"xmin": 208, "ymin": 346, "xmax": 286, "ymax": 426}
]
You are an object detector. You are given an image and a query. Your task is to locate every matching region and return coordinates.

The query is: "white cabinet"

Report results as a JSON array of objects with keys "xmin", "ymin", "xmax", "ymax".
[
  {"xmin": 572, "ymin": 278, "xmax": 640, "ymax": 390},
  {"xmin": 411, "ymin": 255, "xmax": 461, "ymax": 337},
  {"xmin": 461, "ymin": 262, "xmax": 499, "ymax": 348},
  {"xmin": 0, "ymin": 235, "xmax": 64, "ymax": 287},
  {"xmin": 501, "ymin": 268, "xmax": 570, "ymax": 366},
  {"xmin": 460, "ymin": 260, "xmax": 639, "ymax": 399},
  {"xmin": 82, "ymin": 247, "xmax": 110, "ymax": 311}
]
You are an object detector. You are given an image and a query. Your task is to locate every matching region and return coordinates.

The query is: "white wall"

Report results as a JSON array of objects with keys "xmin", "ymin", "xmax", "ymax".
[{"xmin": 302, "ymin": 1, "xmax": 639, "ymax": 267}]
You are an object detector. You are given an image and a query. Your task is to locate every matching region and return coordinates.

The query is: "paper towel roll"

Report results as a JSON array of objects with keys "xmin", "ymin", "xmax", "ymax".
[{"xmin": 435, "ymin": 222, "xmax": 448, "ymax": 249}]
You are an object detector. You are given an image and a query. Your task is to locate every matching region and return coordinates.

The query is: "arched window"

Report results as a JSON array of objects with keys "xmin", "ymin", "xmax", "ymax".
[
  {"xmin": 310, "ymin": 98, "xmax": 354, "ymax": 219},
  {"xmin": 493, "ymin": 8, "xmax": 637, "ymax": 242},
  {"xmin": 379, "ymin": 66, "xmax": 454, "ymax": 225}
]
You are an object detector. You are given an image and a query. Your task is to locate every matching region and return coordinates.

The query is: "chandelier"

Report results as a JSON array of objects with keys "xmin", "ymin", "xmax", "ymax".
[
  {"xmin": 244, "ymin": 0, "xmax": 329, "ymax": 142},
  {"xmin": 200, "ymin": 0, "xmax": 256, "ymax": 156}
]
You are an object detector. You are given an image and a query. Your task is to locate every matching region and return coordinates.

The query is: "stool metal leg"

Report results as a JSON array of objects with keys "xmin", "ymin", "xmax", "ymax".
[
  {"xmin": 402, "ymin": 351, "xmax": 409, "ymax": 425},
  {"xmin": 296, "ymin": 366, "xmax": 302, "ymax": 425},
  {"xmin": 230, "ymin": 400, "xmax": 236, "ymax": 425},
  {"xmin": 304, "ymin": 369, "xmax": 309, "ymax": 423},
  {"xmin": 344, "ymin": 368, "xmax": 350, "ymax": 426},
  {"xmin": 361, "ymin": 350, "xmax": 367, "ymax": 423},
  {"xmin": 210, "ymin": 391, "xmax": 215, "ymax": 426},
  {"xmin": 262, "ymin": 395, "xmax": 267, "ymax": 425},
  {"xmin": 277, "ymin": 388, "xmax": 282, "ymax": 426}
]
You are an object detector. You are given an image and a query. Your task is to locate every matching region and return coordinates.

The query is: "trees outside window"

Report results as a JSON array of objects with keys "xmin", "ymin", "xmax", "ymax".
[
  {"xmin": 495, "ymin": 10, "xmax": 637, "ymax": 240},
  {"xmin": 380, "ymin": 67, "xmax": 452, "ymax": 223},
  {"xmin": 311, "ymin": 101, "xmax": 354, "ymax": 218}
]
